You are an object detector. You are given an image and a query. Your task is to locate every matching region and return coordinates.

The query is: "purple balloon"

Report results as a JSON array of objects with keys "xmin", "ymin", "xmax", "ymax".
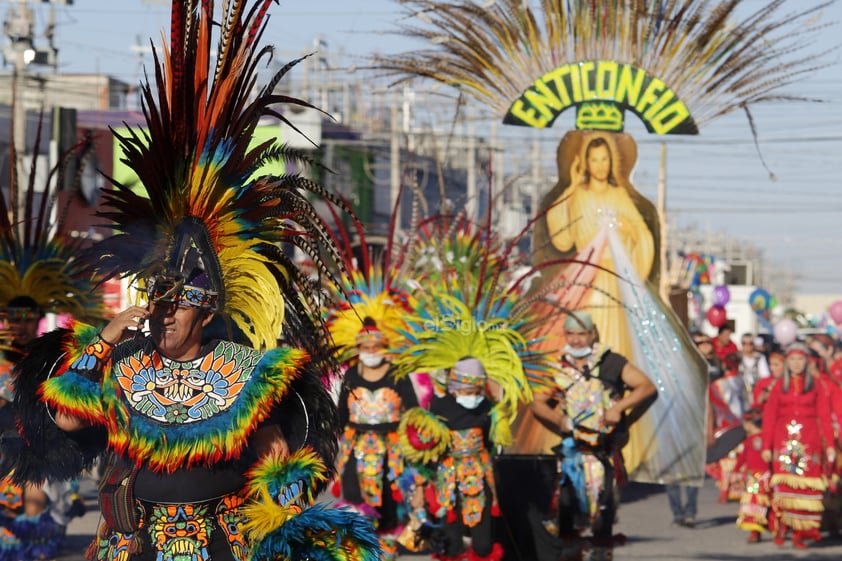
[{"xmin": 712, "ymin": 285, "xmax": 730, "ymax": 307}]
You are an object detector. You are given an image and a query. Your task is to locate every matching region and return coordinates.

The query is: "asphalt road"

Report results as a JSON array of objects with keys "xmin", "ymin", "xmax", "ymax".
[{"xmin": 60, "ymin": 476, "xmax": 842, "ymax": 561}]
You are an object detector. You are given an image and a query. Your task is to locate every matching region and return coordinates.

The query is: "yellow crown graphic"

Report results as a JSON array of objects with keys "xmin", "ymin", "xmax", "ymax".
[{"xmin": 576, "ymin": 102, "xmax": 624, "ymax": 132}]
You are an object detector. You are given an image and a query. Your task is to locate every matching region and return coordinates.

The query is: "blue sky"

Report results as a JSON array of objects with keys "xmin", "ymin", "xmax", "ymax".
[{"xmin": 26, "ymin": 0, "xmax": 842, "ymax": 295}]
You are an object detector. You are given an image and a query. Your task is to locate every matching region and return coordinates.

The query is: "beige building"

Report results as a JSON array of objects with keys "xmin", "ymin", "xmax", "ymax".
[
  {"xmin": 0, "ymin": 72, "xmax": 129, "ymax": 111},
  {"xmin": 794, "ymin": 293, "xmax": 842, "ymax": 321}
]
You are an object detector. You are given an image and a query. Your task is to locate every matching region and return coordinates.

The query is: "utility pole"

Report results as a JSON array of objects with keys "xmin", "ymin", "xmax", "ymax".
[
  {"xmin": 4, "ymin": 0, "xmax": 34, "ymax": 228},
  {"xmin": 3, "ymin": 0, "xmax": 64, "ymax": 230},
  {"xmin": 389, "ymin": 91, "xmax": 400, "ymax": 214}
]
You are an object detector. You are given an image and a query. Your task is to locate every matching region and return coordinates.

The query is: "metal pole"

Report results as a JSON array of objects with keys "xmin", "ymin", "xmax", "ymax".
[
  {"xmin": 657, "ymin": 141, "xmax": 669, "ymax": 302},
  {"xmin": 389, "ymin": 91, "xmax": 400, "ymax": 217},
  {"xmin": 466, "ymin": 109, "xmax": 476, "ymax": 219},
  {"xmin": 7, "ymin": 0, "xmax": 34, "ymax": 231}
]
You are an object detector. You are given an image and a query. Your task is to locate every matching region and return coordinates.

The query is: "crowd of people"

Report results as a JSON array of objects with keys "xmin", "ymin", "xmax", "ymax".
[{"xmin": 694, "ymin": 326, "xmax": 842, "ymax": 549}]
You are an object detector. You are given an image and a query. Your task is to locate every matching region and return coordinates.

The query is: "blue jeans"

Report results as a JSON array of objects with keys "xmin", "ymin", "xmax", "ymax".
[{"xmin": 665, "ymin": 483, "xmax": 698, "ymax": 521}]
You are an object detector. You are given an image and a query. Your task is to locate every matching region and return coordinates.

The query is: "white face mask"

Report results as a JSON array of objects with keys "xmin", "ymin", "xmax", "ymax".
[
  {"xmin": 455, "ymin": 394, "xmax": 485, "ymax": 409},
  {"xmin": 563, "ymin": 344, "xmax": 592, "ymax": 359},
  {"xmin": 359, "ymin": 352, "xmax": 385, "ymax": 368}
]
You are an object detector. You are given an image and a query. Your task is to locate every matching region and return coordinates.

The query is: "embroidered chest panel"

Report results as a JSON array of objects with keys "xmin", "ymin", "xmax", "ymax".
[
  {"xmin": 555, "ymin": 368, "xmax": 610, "ymax": 432},
  {"xmin": 450, "ymin": 427, "xmax": 485, "ymax": 456},
  {"xmin": 348, "ymin": 387, "xmax": 402, "ymax": 424},
  {"xmin": 114, "ymin": 341, "xmax": 262, "ymax": 424}
]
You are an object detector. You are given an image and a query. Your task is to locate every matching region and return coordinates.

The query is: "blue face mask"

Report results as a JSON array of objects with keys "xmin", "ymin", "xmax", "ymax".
[
  {"xmin": 563, "ymin": 344, "xmax": 592, "ymax": 359},
  {"xmin": 455, "ymin": 394, "xmax": 485, "ymax": 409}
]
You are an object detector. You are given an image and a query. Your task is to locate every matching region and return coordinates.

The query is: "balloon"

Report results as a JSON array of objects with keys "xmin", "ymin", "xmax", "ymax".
[
  {"xmin": 706, "ymin": 305, "xmax": 727, "ymax": 328},
  {"xmin": 829, "ymin": 300, "xmax": 842, "ymax": 325},
  {"xmin": 773, "ymin": 319, "xmax": 798, "ymax": 346},
  {"xmin": 749, "ymin": 288, "xmax": 770, "ymax": 313},
  {"xmin": 817, "ymin": 313, "xmax": 828, "ymax": 329},
  {"xmin": 712, "ymin": 285, "xmax": 730, "ymax": 307}
]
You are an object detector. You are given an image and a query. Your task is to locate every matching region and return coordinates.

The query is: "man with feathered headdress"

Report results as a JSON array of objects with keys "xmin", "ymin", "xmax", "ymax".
[{"xmin": 6, "ymin": 2, "xmax": 381, "ymax": 561}]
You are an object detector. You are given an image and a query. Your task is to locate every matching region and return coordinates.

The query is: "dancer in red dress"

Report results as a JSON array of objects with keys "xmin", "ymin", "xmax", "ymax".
[{"xmin": 762, "ymin": 342, "xmax": 837, "ymax": 549}]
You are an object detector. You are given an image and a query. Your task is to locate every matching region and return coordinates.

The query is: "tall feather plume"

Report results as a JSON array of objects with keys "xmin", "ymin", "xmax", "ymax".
[
  {"xmin": 376, "ymin": 0, "xmax": 837, "ymax": 126},
  {"xmin": 83, "ymin": 0, "xmax": 352, "ymax": 352},
  {"xmin": 395, "ymin": 204, "xmax": 562, "ymax": 395},
  {"xmin": 322, "ymin": 184, "xmax": 418, "ymax": 364}
]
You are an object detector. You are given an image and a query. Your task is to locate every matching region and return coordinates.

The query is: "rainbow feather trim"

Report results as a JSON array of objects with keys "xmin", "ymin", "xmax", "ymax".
[
  {"xmin": 242, "ymin": 448, "xmax": 380, "ymax": 561},
  {"xmin": 246, "ymin": 503, "xmax": 380, "ymax": 561},
  {"xmin": 107, "ymin": 345, "xmax": 307, "ymax": 471},
  {"xmin": 244, "ymin": 448, "xmax": 328, "ymax": 521},
  {"xmin": 39, "ymin": 321, "xmax": 109, "ymax": 425},
  {"xmin": 41, "ymin": 329, "xmax": 309, "ymax": 472}
]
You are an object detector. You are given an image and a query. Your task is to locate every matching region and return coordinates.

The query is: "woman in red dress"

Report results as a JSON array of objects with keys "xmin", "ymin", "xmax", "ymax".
[{"xmin": 761, "ymin": 342, "xmax": 837, "ymax": 549}]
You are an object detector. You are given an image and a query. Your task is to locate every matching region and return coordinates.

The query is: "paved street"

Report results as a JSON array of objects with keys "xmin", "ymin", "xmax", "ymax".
[{"xmin": 60, "ymin": 476, "xmax": 842, "ymax": 561}]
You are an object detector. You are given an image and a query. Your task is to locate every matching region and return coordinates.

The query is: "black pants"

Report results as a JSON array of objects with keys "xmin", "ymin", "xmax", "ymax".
[
  {"xmin": 438, "ymin": 489, "xmax": 494, "ymax": 558},
  {"xmin": 341, "ymin": 456, "xmax": 400, "ymax": 532},
  {"xmin": 557, "ymin": 450, "xmax": 615, "ymax": 541}
]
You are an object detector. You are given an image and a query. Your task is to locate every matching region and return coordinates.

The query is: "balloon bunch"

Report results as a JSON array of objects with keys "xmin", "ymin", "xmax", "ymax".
[{"xmin": 682, "ymin": 252, "xmax": 715, "ymax": 288}]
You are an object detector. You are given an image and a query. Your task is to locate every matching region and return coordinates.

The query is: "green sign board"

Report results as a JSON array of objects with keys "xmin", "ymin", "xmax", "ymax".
[{"xmin": 504, "ymin": 60, "xmax": 698, "ymax": 135}]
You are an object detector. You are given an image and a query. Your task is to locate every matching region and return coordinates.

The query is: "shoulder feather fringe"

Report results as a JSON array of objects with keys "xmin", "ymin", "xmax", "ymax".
[
  {"xmin": 242, "ymin": 448, "xmax": 380, "ymax": 561},
  {"xmin": 3, "ymin": 328, "xmax": 106, "ymax": 483}
]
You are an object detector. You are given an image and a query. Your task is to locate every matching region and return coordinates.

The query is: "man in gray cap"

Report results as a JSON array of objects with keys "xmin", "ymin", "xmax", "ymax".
[{"xmin": 530, "ymin": 310, "xmax": 656, "ymax": 561}]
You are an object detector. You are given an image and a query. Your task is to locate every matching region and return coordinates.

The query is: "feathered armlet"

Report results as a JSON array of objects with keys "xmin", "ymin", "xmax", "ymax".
[
  {"xmin": 39, "ymin": 320, "xmax": 111, "ymax": 426},
  {"xmin": 241, "ymin": 447, "xmax": 381, "ymax": 561},
  {"xmin": 2, "ymin": 326, "xmax": 107, "ymax": 484},
  {"xmin": 398, "ymin": 407, "xmax": 451, "ymax": 465}
]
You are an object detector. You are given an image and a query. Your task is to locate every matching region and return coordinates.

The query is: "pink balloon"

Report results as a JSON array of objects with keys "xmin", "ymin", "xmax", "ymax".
[
  {"xmin": 829, "ymin": 300, "xmax": 842, "ymax": 325},
  {"xmin": 773, "ymin": 319, "xmax": 798, "ymax": 346}
]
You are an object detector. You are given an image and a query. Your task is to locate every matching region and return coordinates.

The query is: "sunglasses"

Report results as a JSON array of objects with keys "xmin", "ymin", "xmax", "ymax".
[{"xmin": 147, "ymin": 281, "xmax": 217, "ymax": 308}]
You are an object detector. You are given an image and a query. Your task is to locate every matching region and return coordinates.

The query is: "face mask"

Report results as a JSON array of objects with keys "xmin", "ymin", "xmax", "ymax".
[
  {"xmin": 455, "ymin": 394, "xmax": 485, "ymax": 409},
  {"xmin": 563, "ymin": 344, "xmax": 592, "ymax": 359},
  {"xmin": 359, "ymin": 352, "xmax": 385, "ymax": 368}
]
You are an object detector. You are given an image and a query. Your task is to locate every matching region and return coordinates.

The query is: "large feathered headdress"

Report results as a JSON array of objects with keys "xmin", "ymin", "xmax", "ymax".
[
  {"xmin": 83, "ymin": 0, "xmax": 350, "ymax": 351},
  {"xmin": 323, "ymin": 207, "xmax": 415, "ymax": 363},
  {"xmin": 0, "ymin": 118, "xmax": 102, "ymax": 326},
  {"xmin": 393, "ymin": 210, "xmax": 562, "ymax": 425}
]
